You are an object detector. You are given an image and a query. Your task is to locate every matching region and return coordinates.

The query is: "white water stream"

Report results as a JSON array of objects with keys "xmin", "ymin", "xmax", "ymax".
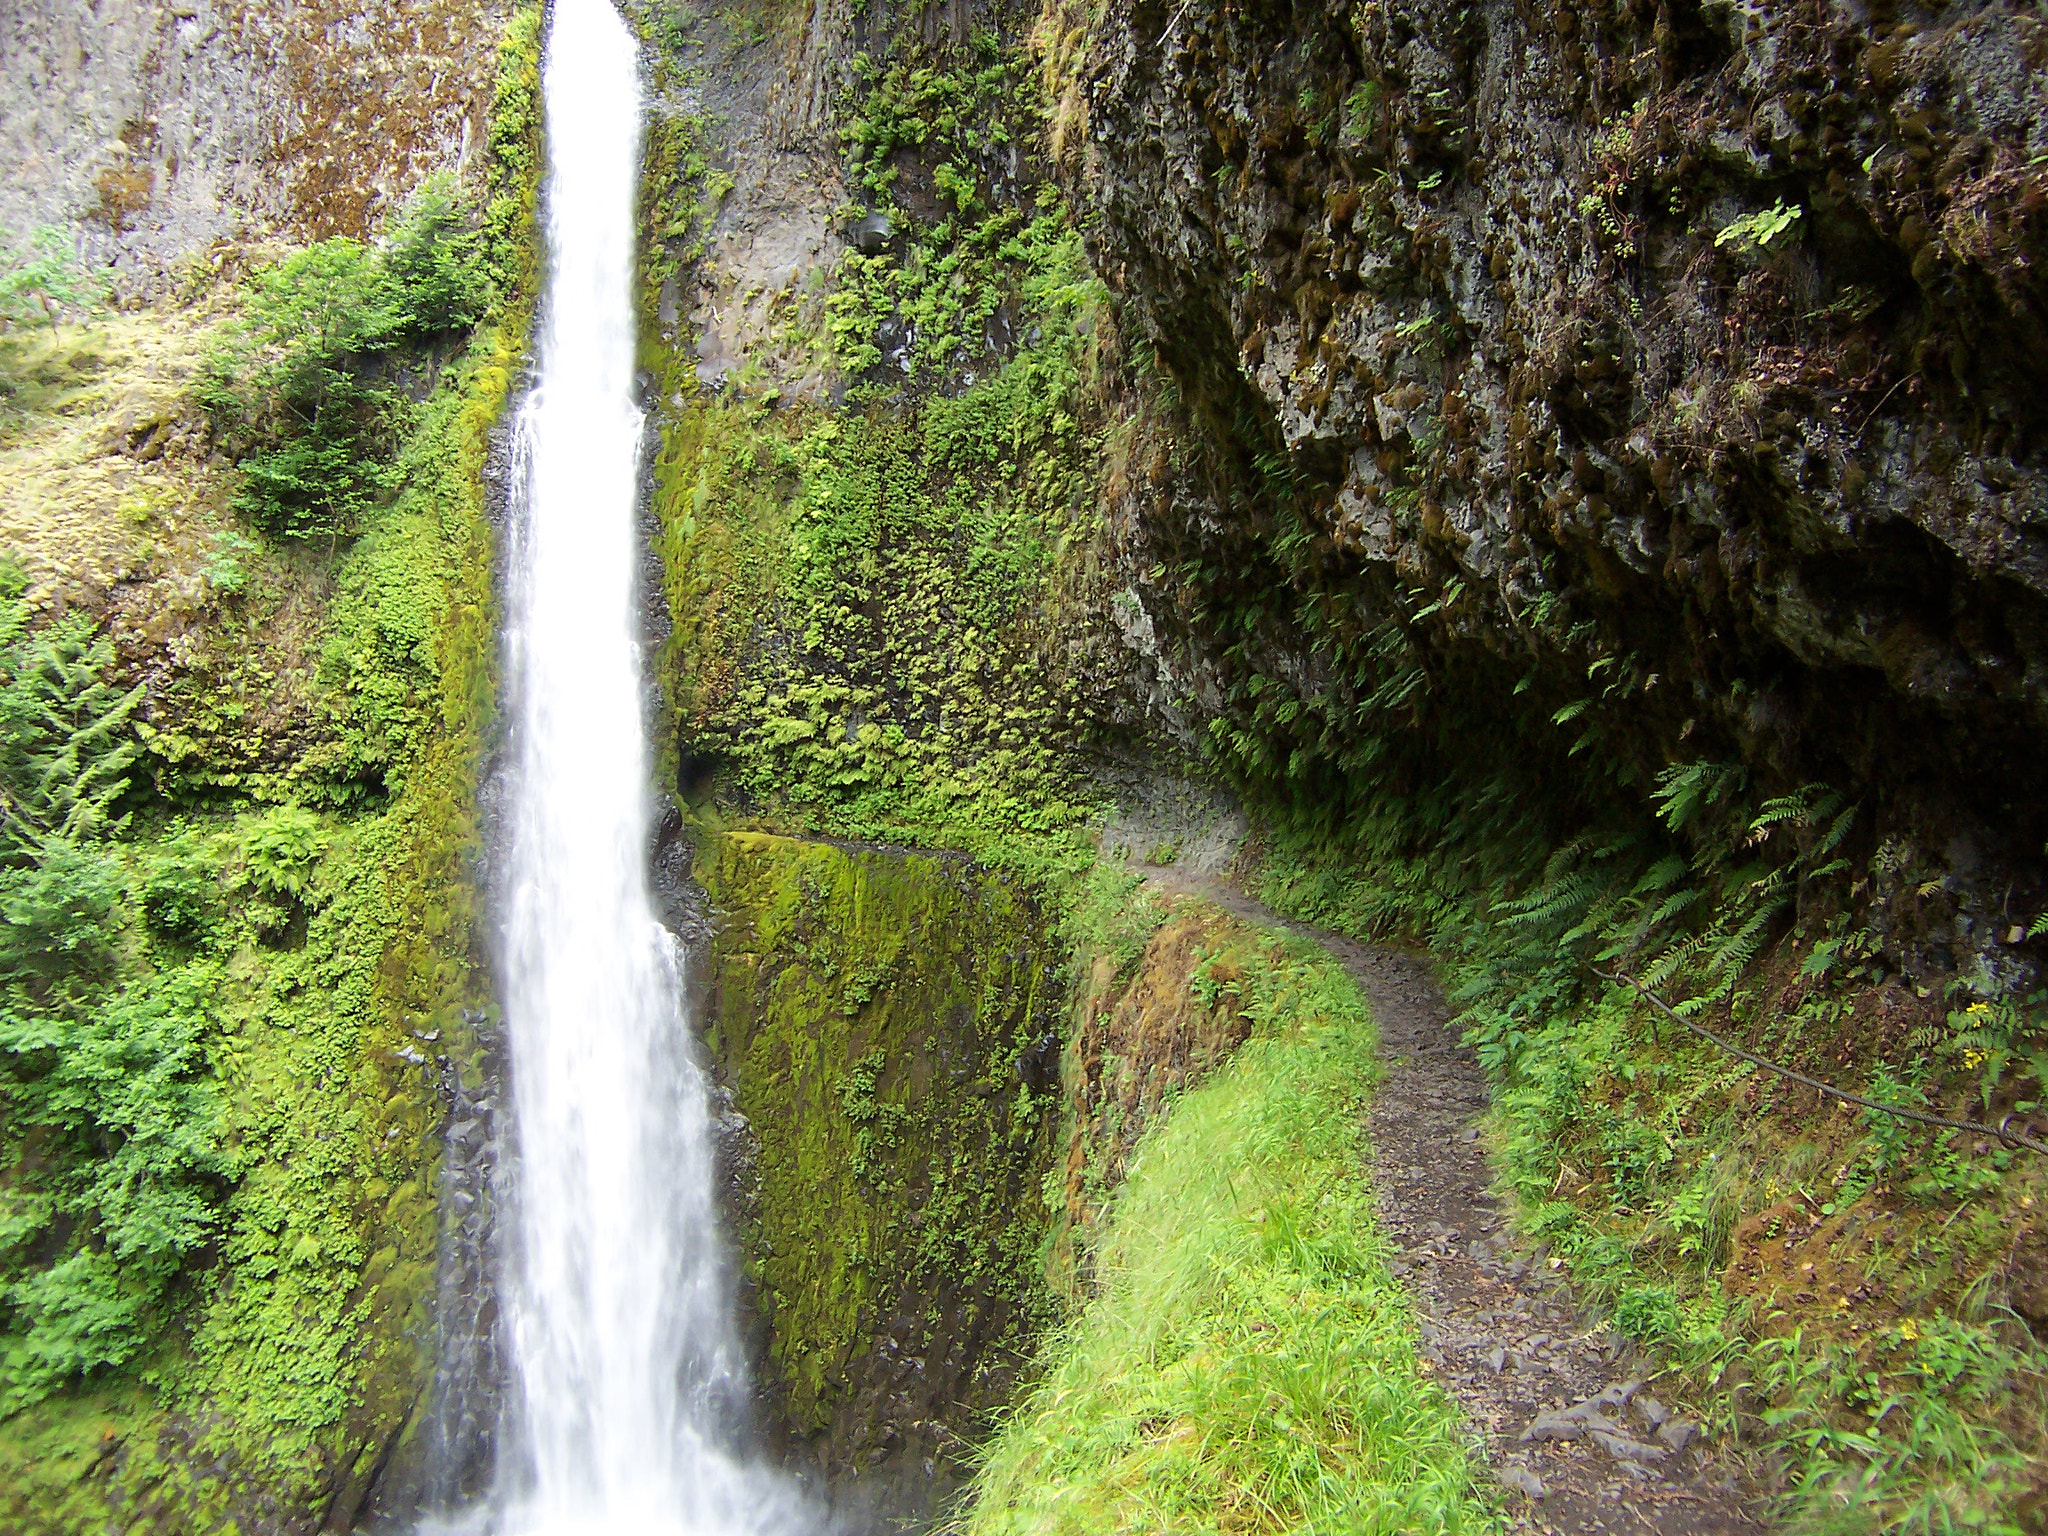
[{"xmin": 478, "ymin": 1, "xmax": 810, "ymax": 1531}]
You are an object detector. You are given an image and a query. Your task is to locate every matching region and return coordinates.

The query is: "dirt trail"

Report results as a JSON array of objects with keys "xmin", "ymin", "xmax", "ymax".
[{"xmin": 1142, "ymin": 866, "xmax": 1766, "ymax": 1534}]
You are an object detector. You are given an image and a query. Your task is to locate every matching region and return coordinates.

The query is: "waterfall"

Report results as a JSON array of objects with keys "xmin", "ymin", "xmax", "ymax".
[{"xmin": 453, "ymin": 1, "xmax": 811, "ymax": 1530}]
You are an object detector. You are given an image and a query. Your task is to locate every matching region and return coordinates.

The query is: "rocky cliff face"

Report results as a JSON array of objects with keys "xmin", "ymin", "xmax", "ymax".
[
  {"xmin": 1063, "ymin": 0, "xmax": 2048, "ymax": 976},
  {"xmin": 695, "ymin": 832, "xmax": 1065, "ymax": 1524},
  {"xmin": 1, "ymin": 0, "xmax": 508, "ymax": 295}
]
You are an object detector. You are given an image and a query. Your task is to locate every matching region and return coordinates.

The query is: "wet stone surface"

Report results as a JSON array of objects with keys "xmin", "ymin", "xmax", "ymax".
[{"xmin": 1146, "ymin": 869, "xmax": 1765, "ymax": 1534}]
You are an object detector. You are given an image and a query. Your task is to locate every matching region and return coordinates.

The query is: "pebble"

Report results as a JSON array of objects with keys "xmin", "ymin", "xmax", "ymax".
[{"xmin": 1499, "ymin": 1464, "xmax": 1548, "ymax": 1499}]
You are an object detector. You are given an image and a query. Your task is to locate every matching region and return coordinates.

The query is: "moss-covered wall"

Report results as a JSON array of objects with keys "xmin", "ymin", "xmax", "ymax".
[
  {"xmin": 696, "ymin": 829, "xmax": 1065, "ymax": 1509},
  {"xmin": 630, "ymin": 0, "xmax": 1159, "ymax": 866},
  {"xmin": 0, "ymin": 9, "xmax": 541, "ymax": 1531}
]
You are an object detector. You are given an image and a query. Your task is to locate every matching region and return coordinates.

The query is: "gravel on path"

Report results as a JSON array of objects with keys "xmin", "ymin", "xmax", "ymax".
[{"xmin": 1141, "ymin": 867, "xmax": 1767, "ymax": 1535}]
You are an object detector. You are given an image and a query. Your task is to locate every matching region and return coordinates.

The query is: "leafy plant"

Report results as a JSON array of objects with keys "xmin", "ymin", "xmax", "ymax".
[
  {"xmin": 0, "ymin": 573, "xmax": 144, "ymax": 861},
  {"xmin": 377, "ymin": 175, "xmax": 489, "ymax": 337},
  {"xmin": 0, "ymin": 966, "xmax": 227, "ymax": 1414},
  {"xmin": 202, "ymin": 529, "xmax": 261, "ymax": 596},
  {"xmin": 1715, "ymin": 200, "xmax": 1803, "ymax": 251},
  {"xmin": 0, "ymin": 229, "xmax": 104, "ymax": 334},
  {"xmin": 0, "ymin": 842, "xmax": 123, "ymax": 991},
  {"xmin": 243, "ymin": 806, "xmax": 328, "ymax": 901},
  {"xmin": 201, "ymin": 182, "xmax": 490, "ymax": 539}
]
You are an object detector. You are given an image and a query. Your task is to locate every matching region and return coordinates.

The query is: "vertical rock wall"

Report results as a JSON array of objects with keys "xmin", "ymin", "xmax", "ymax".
[
  {"xmin": 695, "ymin": 831, "xmax": 1066, "ymax": 1526},
  {"xmin": 1063, "ymin": 0, "xmax": 2048, "ymax": 975},
  {"xmin": 0, "ymin": 0, "xmax": 510, "ymax": 295}
]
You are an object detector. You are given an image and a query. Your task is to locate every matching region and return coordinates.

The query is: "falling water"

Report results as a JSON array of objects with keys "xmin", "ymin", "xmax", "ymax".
[{"xmin": 470, "ymin": 1, "xmax": 810, "ymax": 1531}]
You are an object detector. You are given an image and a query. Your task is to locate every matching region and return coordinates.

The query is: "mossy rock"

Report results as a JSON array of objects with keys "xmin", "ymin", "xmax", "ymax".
[{"xmin": 698, "ymin": 830, "xmax": 1066, "ymax": 1507}]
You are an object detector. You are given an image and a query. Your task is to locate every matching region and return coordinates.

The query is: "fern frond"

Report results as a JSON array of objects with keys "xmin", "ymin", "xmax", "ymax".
[{"xmin": 1653, "ymin": 759, "xmax": 1745, "ymax": 835}]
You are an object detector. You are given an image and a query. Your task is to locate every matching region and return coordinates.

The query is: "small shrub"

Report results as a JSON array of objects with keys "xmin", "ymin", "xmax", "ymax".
[
  {"xmin": 202, "ymin": 183, "xmax": 490, "ymax": 540},
  {"xmin": 139, "ymin": 835, "xmax": 219, "ymax": 943},
  {"xmin": 378, "ymin": 176, "xmax": 489, "ymax": 338},
  {"xmin": 1611, "ymin": 1283, "xmax": 1684, "ymax": 1347},
  {"xmin": 0, "ymin": 587, "xmax": 145, "ymax": 858},
  {"xmin": 202, "ymin": 529, "xmax": 261, "ymax": 596},
  {"xmin": 243, "ymin": 806, "xmax": 328, "ymax": 901}
]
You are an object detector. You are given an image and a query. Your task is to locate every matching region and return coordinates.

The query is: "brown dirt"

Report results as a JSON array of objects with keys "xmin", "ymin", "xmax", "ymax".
[
  {"xmin": 1057, "ymin": 907, "xmax": 1257, "ymax": 1283},
  {"xmin": 1141, "ymin": 863, "xmax": 1771, "ymax": 1535}
]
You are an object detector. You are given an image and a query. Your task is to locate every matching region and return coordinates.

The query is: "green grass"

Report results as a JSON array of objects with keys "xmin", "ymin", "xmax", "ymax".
[
  {"xmin": 961, "ymin": 922, "xmax": 1492, "ymax": 1536},
  {"xmin": 1254, "ymin": 823, "xmax": 2048, "ymax": 1532}
]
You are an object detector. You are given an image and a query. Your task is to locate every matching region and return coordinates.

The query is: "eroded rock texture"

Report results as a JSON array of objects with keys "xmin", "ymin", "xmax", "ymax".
[
  {"xmin": 1066, "ymin": 0, "xmax": 2048, "ymax": 973},
  {"xmin": 0, "ymin": 0, "xmax": 509, "ymax": 295}
]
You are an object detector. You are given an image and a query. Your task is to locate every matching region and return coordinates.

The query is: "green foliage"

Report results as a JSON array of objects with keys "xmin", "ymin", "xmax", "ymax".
[
  {"xmin": 1652, "ymin": 759, "xmax": 1745, "ymax": 835},
  {"xmin": 963, "ymin": 925, "xmax": 1486, "ymax": 1534},
  {"xmin": 0, "ymin": 603, "xmax": 226, "ymax": 1413},
  {"xmin": 0, "ymin": 966, "xmax": 227, "ymax": 1415},
  {"xmin": 1066, "ymin": 861, "xmax": 1168, "ymax": 980},
  {"xmin": 839, "ymin": 45, "xmax": 1011, "ymax": 200},
  {"xmin": 826, "ymin": 42, "xmax": 1102, "ymax": 394},
  {"xmin": 653, "ymin": 316, "xmax": 1103, "ymax": 851},
  {"xmin": 0, "ymin": 843, "xmax": 123, "ymax": 991},
  {"xmin": 137, "ymin": 831, "xmax": 219, "ymax": 943},
  {"xmin": 483, "ymin": 7, "xmax": 545, "ymax": 298},
  {"xmin": 657, "ymin": 393, "xmax": 1097, "ymax": 847},
  {"xmin": 379, "ymin": 176, "xmax": 490, "ymax": 336},
  {"xmin": 1753, "ymin": 1320, "xmax": 2043, "ymax": 1533},
  {"xmin": 0, "ymin": 229, "xmax": 104, "ymax": 334},
  {"xmin": 242, "ymin": 806, "xmax": 328, "ymax": 900},
  {"xmin": 202, "ymin": 530, "xmax": 260, "ymax": 597},
  {"xmin": 202, "ymin": 181, "xmax": 490, "ymax": 540},
  {"xmin": 202, "ymin": 240, "xmax": 402, "ymax": 539},
  {"xmin": 0, "ymin": 575, "xmax": 144, "ymax": 860},
  {"xmin": 1716, "ymin": 200, "xmax": 1803, "ymax": 251}
]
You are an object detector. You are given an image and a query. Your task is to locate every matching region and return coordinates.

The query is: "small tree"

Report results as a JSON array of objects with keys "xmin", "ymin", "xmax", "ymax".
[{"xmin": 201, "ymin": 181, "xmax": 491, "ymax": 540}]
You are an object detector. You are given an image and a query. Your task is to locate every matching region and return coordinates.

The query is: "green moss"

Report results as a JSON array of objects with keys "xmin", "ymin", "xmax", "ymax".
[
  {"xmin": 699, "ymin": 831, "xmax": 1064, "ymax": 1445},
  {"xmin": 0, "ymin": 8, "xmax": 542, "ymax": 1529},
  {"xmin": 963, "ymin": 916, "xmax": 1488, "ymax": 1534},
  {"xmin": 636, "ymin": 22, "xmax": 1116, "ymax": 863},
  {"xmin": 649, "ymin": 382, "xmax": 1103, "ymax": 850}
]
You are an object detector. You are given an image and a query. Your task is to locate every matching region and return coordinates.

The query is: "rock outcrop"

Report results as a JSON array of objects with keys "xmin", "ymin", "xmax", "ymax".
[
  {"xmin": 1064, "ymin": 0, "xmax": 2048, "ymax": 975},
  {"xmin": 0, "ymin": 0, "xmax": 510, "ymax": 295}
]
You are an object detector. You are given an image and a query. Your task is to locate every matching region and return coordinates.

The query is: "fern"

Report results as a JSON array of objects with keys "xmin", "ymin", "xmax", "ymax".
[
  {"xmin": 0, "ymin": 607, "xmax": 144, "ymax": 861},
  {"xmin": 1652, "ymin": 759, "xmax": 1745, "ymax": 836}
]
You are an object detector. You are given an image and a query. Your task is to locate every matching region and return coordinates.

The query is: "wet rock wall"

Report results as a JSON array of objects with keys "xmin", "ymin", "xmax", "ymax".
[
  {"xmin": 0, "ymin": 0, "xmax": 510, "ymax": 295},
  {"xmin": 1061, "ymin": 0, "xmax": 2048, "ymax": 974}
]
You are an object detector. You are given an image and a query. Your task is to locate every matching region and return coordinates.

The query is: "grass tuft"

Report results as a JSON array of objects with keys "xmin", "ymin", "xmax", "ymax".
[{"xmin": 961, "ymin": 921, "xmax": 1491, "ymax": 1535}]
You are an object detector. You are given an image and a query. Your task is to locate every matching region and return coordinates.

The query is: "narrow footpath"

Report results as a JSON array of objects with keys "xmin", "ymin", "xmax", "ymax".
[{"xmin": 1142, "ymin": 867, "xmax": 1765, "ymax": 1535}]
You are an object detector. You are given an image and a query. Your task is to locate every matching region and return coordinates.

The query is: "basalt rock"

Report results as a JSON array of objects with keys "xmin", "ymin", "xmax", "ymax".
[{"xmin": 1064, "ymin": 0, "xmax": 2048, "ymax": 976}]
